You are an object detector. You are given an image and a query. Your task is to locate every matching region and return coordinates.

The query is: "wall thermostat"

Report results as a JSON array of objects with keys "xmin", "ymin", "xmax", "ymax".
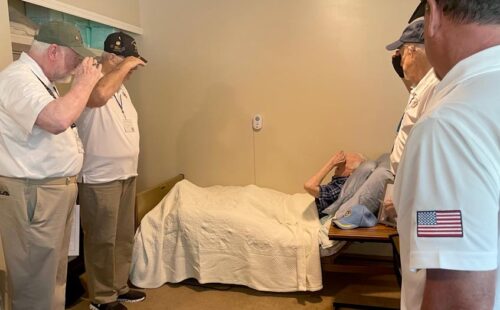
[{"xmin": 252, "ymin": 114, "xmax": 263, "ymax": 130}]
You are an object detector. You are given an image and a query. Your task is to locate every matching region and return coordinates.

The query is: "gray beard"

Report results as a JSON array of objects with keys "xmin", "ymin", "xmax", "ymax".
[{"xmin": 54, "ymin": 75, "xmax": 73, "ymax": 84}]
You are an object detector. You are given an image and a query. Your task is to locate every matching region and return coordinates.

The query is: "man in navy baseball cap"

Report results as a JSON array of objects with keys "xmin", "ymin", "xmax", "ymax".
[
  {"xmin": 386, "ymin": 18, "xmax": 425, "ymax": 51},
  {"xmin": 104, "ymin": 31, "xmax": 147, "ymax": 63},
  {"xmin": 78, "ymin": 30, "xmax": 147, "ymax": 310}
]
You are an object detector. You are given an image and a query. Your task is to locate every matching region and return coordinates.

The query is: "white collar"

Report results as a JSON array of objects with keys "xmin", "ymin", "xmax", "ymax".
[
  {"xmin": 411, "ymin": 68, "xmax": 437, "ymax": 95},
  {"xmin": 435, "ymin": 45, "xmax": 500, "ymax": 95},
  {"xmin": 19, "ymin": 52, "xmax": 52, "ymax": 86}
]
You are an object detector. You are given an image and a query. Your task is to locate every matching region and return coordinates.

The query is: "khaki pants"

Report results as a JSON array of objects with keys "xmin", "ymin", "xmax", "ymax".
[
  {"xmin": 0, "ymin": 176, "xmax": 77, "ymax": 310},
  {"xmin": 79, "ymin": 177, "xmax": 136, "ymax": 304},
  {"xmin": 0, "ymin": 235, "xmax": 11, "ymax": 310}
]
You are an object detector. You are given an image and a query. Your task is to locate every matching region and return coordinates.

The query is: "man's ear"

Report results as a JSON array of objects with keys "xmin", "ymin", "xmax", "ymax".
[
  {"xmin": 425, "ymin": 0, "xmax": 442, "ymax": 39},
  {"xmin": 406, "ymin": 45, "xmax": 415, "ymax": 56},
  {"xmin": 47, "ymin": 44, "xmax": 58, "ymax": 61}
]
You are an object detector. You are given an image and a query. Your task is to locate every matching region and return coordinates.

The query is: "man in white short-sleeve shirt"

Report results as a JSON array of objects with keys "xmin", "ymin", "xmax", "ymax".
[
  {"xmin": 327, "ymin": 19, "xmax": 440, "ymax": 223},
  {"xmin": 385, "ymin": 18, "xmax": 440, "ymax": 175},
  {"xmin": 395, "ymin": 0, "xmax": 500, "ymax": 309},
  {"xmin": 76, "ymin": 32, "xmax": 146, "ymax": 310},
  {"xmin": 0, "ymin": 21, "xmax": 101, "ymax": 310}
]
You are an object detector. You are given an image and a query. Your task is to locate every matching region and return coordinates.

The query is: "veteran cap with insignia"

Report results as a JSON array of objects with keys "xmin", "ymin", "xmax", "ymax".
[
  {"xmin": 35, "ymin": 21, "xmax": 96, "ymax": 58},
  {"xmin": 333, "ymin": 205, "xmax": 378, "ymax": 230},
  {"xmin": 104, "ymin": 31, "xmax": 147, "ymax": 63}
]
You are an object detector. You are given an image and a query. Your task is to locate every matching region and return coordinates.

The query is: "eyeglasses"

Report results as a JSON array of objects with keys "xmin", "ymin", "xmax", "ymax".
[{"xmin": 408, "ymin": 0, "xmax": 427, "ymax": 23}]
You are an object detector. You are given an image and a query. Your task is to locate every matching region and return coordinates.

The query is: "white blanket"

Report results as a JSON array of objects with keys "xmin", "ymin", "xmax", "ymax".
[{"xmin": 130, "ymin": 180, "xmax": 324, "ymax": 292}]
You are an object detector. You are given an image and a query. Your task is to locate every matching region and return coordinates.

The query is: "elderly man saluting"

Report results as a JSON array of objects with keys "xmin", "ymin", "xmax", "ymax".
[
  {"xmin": 0, "ymin": 21, "xmax": 101, "ymax": 310},
  {"xmin": 77, "ymin": 31, "xmax": 146, "ymax": 310}
]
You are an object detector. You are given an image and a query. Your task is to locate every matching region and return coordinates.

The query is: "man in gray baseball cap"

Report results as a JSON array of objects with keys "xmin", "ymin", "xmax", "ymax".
[
  {"xmin": 0, "ymin": 20, "xmax": 101, "ymax": 310},
  {"xmin": 35, "ymin": 20, "xmax": 96, "ymax": 58}
]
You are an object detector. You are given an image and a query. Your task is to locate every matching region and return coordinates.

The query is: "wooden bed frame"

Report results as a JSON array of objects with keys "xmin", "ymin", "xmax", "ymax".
[{"xmin": 134, "ymin": 174, "xmax": 184, "ymax": 228}]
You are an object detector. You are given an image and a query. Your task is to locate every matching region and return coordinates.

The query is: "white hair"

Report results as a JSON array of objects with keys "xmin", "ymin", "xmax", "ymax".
[
  {"xmin": 29, "ymin": 40, "xmax": 51, "ymax": 54},
  {"xmin": 345, "ymin": 153, "xmax": 367, "ymax": 170},
  {"xmin": 100, "ymin": 51, "xmax": 114, "ymax": 62},
  {"xmin": 405, "ymin": 43, "xmax": 426, "ymax": 55},
  {"xmin": 415, "ymin": 44, "xmax": 426, "ymax": 56},
  {"xmin": 29, "ymin": 40, "xmax": 75, "ymax": 58}
]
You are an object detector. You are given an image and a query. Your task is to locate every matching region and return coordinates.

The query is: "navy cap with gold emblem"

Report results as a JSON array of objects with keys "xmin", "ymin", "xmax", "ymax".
[{"xmin": 104, "ymin": 31, "xmax": 147, "ymax": 63}]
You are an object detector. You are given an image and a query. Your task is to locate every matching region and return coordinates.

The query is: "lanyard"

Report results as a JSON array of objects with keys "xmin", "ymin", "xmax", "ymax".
[
  {"xmin": 32, "ymin": 71, "xmax": 76, "ymax": 128},
  {"xmin": 32, "ymin": 71, "xmax": 58, "ymax": 99},
  {"xmin": 113, "ymin": 92, "xmax": 127, "ymax": 119}
]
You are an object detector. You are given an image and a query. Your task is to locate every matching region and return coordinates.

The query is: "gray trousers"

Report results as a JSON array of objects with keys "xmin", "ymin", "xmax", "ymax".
[
  {"xmin": 0, "ymin": 176, "xmax": 77, "ymax": 310},
  {"xmin": 78, "ymin": 177, "xmax": 136, "ymax": 304},
  {"xmin": 323, "ymin": 154, "xmax": 394, "ymax": 217}
]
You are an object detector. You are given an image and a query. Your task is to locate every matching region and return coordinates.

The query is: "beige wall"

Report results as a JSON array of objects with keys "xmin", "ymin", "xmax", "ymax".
[
  {"xmin": 0, "ymin": 0, "xmax": 418, "ymax": 194},
  {"xmin": 130, "ymin": 0, "xmax": 419, "ymax": 194},
  {"xmin": 0, "ymin": 0, "xmax": 12, "ymax": 69},
  {"xmin": 57, "ymin": 0, "xmax": 140, "ymax": 26}
]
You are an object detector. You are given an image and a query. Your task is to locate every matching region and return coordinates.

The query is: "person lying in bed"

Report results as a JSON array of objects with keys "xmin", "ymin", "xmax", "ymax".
[{"xmin": 303, "ymin": 151, "xmax": 367, "ymax": 215}]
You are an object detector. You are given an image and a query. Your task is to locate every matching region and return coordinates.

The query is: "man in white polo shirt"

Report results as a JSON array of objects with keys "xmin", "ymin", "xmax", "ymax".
[
  {"xmin": 385, "ymin": 18, "xmax": 440, "ymax": 176},
  {"xmin": 76, "ymin": 32, "xmax": 146, "ymax": 310},
  {"xmin": 323, "ymin": 19, "xmax": 439, "ymax": 223},
  {"xmin": 0, "ymin": 21, "xmax": 101, "ymax": 310},
  {"xmin": 395, "ymin": 0, "xmax": 500, "ymax": 309}
]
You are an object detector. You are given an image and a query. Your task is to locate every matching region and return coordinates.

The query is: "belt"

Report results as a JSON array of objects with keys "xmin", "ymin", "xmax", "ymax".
[{"xmin": 0, "ymin": 176, "xmax": 77, "ymax": 185}]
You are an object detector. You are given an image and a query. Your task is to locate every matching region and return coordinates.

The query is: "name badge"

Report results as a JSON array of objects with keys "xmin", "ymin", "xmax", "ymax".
[{"xmin": 123, "ymin": 119, "xmax": 136, "ymax": 133}]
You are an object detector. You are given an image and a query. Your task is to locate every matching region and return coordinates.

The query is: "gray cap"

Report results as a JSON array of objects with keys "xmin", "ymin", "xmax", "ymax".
[
  {"xmin": 35, "ymin": 21, "xmax": 96, "ymax": 57},
  {"xmin": 385, "ymin": 18, "xmax": 425, "ymax": 51}
]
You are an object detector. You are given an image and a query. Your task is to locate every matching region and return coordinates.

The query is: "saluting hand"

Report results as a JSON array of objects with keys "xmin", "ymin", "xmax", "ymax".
[
  {"xmin": 72, "ymin": 57, "xmax": 102, "ymax": 89},
  {"xmin": 123, "ymin": 56, "xmax": 147, "ymax": 71}
]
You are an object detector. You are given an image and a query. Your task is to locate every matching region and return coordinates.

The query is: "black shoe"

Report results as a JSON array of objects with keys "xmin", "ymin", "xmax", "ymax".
[
  {"xmin": 117, "ymin": 289, "xmax": 146, "ymax": 303},
  {"xmin": 89, "ymin": 301, "xmax": 127, "ymax": 310}
]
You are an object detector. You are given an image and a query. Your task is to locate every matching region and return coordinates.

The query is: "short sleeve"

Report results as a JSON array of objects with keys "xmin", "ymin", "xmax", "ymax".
[
  {"xmin": 396, "ymin": 112, "xmax": 499, "ymax": 271},
  {"xmin": 316, "ymin": 176, "xmax": 347, "ymax": 214},
  {"xmin": 0, "ymin": 70, "xmax": 53, "ymax": 136}
]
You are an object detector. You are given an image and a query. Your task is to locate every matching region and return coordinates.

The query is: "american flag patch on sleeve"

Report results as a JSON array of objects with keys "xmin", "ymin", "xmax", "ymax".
[{"xmin": 417, "ymin": 210, "xmax": 463, "ymax": 238}]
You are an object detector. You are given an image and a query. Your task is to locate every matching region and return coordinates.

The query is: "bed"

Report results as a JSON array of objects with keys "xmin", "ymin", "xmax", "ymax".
[{"xmin": 130, "ymin": 174, "xmax": 339, "ymax": 292}]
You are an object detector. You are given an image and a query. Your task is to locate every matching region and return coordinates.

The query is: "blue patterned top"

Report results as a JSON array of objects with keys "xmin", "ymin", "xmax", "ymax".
[{"xmin": 315, "ymin": 176, "xmax": 348, "ymax": 214}]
